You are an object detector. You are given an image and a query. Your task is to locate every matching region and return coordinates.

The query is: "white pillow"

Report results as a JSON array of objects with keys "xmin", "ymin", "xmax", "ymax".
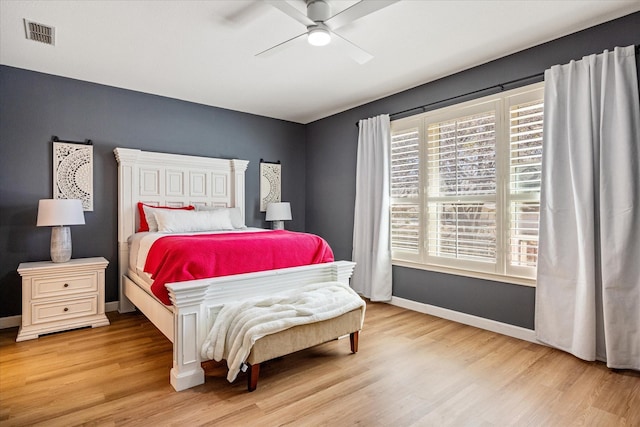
[
  {"xmin": 195, "ymin": 206, "xmax": 246, "ymax": 229},
  {"xmin": 142, "ymin": 205, "xmax": 164, "ymax": 232},
  {"xmin": 153, "ymin": 208, "xmax": 234, "ymax": 233}
]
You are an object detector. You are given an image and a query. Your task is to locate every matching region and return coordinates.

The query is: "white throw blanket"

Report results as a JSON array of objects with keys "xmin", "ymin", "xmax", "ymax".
[{"xmin": 201, "ymin": 281, "xmax": 365, "ymax": 382}]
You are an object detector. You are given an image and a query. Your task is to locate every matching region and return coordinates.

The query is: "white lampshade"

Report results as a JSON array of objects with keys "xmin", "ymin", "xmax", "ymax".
[
  {"xmin": 266, "ymin": 202, "xmax": 291, "ymax": 230},
  {"xmin": 37, "ymin": 199, "xmax": 85, "ymax": 263},
  {"xmin": 37, "ymin": 199, "xmax": 85, "ymax": 226},
  {"xmin": 266, "ymin": 202, "xmax": 292, "ymax": 221}
]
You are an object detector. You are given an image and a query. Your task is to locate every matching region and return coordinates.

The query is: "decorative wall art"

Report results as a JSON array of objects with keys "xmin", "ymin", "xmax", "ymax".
[
  {"xmin": 260, "ymin": 159, "xmax": 281, "ymax": 212},
  {"xmin": 52, "ymin": 137, "xmax": 94, "ymax": 211}
]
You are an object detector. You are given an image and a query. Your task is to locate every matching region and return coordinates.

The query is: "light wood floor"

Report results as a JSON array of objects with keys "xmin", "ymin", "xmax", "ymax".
[{"xmin": 1, "ymin": 302, "xmax": 638, "ymax": 426}]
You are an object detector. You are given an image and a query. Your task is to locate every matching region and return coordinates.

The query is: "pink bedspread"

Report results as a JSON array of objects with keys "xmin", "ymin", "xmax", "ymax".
[{"xmin": 144, "ymin": 230, "xmax": 334, "ymax": 305}]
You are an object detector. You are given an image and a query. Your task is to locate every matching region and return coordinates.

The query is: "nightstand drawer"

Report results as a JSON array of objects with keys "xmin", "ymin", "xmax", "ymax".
[
  {"xmin": 32, "ymin": 273, "xmax": 98, "ymax": 299},
  {"xmin": 31, "ymin": 296, "xmax": 98, "ymax": 324}
]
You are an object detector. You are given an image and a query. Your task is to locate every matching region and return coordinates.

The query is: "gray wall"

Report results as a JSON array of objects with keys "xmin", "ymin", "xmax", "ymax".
[
  {"xmin": 305, "ymin": 12, "xmax": 640, "ymax": 329},
  {"xmin": 0, "ymin": 68, "xmax": 305, "ymax": 317}
]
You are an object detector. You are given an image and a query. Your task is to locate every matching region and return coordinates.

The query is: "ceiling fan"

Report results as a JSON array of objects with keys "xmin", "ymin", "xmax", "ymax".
[{"xmin": 257, "ymin": 0, "xmax": 399, "ymax": 64}]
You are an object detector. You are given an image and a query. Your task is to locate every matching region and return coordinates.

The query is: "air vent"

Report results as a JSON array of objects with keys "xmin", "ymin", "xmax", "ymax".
[{"xmin": 24, "ymin": 19, "xmax": 55, "ymax": 45}]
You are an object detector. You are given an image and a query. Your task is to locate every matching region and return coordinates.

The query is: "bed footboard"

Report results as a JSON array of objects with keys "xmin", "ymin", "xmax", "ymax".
[{"xmin": 165, "ymin": 261, "xmax": 356, "ymax": 391}]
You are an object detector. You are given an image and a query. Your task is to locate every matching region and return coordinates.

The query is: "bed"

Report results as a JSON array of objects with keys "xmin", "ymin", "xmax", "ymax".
[{"xmin": 114, "ymin": 148, "xmax": 357, "ymax": 391}]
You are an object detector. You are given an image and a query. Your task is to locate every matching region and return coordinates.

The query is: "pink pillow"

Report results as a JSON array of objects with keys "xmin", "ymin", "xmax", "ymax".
[{"xmin": 137, "ymin": 202, "xmax": 194, "ymax": 232}]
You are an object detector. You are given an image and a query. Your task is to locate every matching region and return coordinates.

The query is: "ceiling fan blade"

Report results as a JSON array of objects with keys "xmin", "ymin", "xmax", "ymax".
[
  {"xmin": 330, "ymin": 31, "xmax": 374, "ymax": 65},
  {"xmin": 326, "ymin": 0, "xmax": 400, "ymax": 30},
  {"xmin": 264, "ymin": 0, "xmax": 315, "ymax": 27},
  {"xmin": 255, "ymin": 32, "xmax": 307, "ymax": 58}
]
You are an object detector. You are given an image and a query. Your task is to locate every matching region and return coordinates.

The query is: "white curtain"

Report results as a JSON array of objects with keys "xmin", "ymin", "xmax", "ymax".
[
  {"xmin": 536, "ymin": 45, "xmax": 640, "ymax": 370},
  {"xmin": 351, "ymin": 114, "xmax": 392, "ymax": 301}
]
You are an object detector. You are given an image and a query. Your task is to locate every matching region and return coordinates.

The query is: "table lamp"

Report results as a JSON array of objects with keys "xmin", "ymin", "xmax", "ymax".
[
  {"xmin": 265, "ymin": 202, "xmax": 291, "ymax": 230},
  {"xmin": 37, "ymin": 199, "xmax": 85, "ymax": 262}
]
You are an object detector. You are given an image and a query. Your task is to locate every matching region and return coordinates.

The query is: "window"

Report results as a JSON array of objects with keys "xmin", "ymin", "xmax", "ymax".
[{"xmin": 390, "ymin": 83, "xmax": 543, "ymax": 284}]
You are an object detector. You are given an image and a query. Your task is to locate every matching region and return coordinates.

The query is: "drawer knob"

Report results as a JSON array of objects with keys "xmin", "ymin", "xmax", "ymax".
[
  {"xmin": 64, "ymin": 307, "xmax": 69, "ymax": 312},
  {"xmin": 64, "ymin": 283, "xmax": 69, "ymax": 288}
]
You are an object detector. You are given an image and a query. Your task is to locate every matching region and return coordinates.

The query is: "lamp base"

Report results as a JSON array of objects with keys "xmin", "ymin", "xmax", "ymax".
[
  {"xmin": 271, "ymin": 220, "xmax": 285, "ymax": 230},
  {"xmin": 50, "ymin": 226, "xmax": 72, "ymax": 263}
]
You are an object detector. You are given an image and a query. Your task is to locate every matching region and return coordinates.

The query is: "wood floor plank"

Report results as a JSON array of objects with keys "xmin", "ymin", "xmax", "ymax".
[{"xmin": 1, "ymin": 301, "xmax": 638, "ymax": 426}]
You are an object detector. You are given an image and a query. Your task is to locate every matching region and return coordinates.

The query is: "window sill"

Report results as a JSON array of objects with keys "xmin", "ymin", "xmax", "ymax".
[{"xmin": 392, "ymin": 259, "xmax": 536, "ymax": 288}]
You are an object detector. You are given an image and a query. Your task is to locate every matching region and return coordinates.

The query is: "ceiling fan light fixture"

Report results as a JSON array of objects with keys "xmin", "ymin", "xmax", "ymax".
[{"xmin": 307, "ymin": 26, "xmax": 331, "ymax": 46}]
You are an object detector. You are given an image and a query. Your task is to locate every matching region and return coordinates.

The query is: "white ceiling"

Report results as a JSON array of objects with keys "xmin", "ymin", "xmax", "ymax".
[{"xmin": 1, "ymin": 1, "xmax": 638, "ymax": 124}]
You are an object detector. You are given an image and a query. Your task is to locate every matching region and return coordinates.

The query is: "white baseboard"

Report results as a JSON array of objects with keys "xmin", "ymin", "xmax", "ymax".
[
  {"xmin": 390, "ymin": 296, "xmax": 540, "ymax": 344},
  {"xmin": 0, "ymin": 315, "xmax": 21, "ymax": 329},
  {"xmin": 105, "ymin": 301, "xmax": 119, "ymax": 313},
  {"xmin": 0, "ymin": 301, "xmax": 121, "ymax": 330}
]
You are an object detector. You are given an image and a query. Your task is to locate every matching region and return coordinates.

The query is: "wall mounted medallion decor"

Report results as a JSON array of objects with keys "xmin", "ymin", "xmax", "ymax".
[
  {"xmin": 260, "ymin": 159, "xmax": 281, "ymax": 212},
  {"xmin": 52, "ymin": 137, "xmax": 94, "ymax": 211}
]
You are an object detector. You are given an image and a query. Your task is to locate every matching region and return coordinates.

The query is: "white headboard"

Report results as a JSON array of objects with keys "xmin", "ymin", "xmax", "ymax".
[{"xmin": 114, "ymin": 147, "xmax": 249, "ymax": 311}]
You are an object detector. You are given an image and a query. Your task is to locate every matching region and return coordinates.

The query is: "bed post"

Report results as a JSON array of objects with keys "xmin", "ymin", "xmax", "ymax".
[
  {"xmin": 332, "ymin": 260, "xmax": 357, "ymax": 285},
  {"xmin": 114, "ymin": 148, "xmax": 141, "ymax": 313},
  {"xmin": 167, "ymin": 281, "xmax": 209, "ymax": 391},
  {"xmin": 230, "ymin": 159, "xmax": 249, "ymax": 222}
]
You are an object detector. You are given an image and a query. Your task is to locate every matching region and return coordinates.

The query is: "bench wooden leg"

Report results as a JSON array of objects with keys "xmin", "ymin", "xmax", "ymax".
[
  {"xmin": 350, "ymin": 331, "xmax": 359, "ymax": 353},
  {"xmin": 247, "ymin": 363, "xmax": 260, "ymax": 392}
]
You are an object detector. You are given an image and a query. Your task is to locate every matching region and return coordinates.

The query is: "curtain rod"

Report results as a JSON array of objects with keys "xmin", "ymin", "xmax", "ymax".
[
  {"xmin": 390, "ymin": 72, "xmax": 544, "ymax": 119},
  {"xmin": 355, "ymin": 71, "xmax": 544, "ymax": 127},
  {"xmin": 356, "ymin": 44, "xmax": 640, "ymax": 127}
]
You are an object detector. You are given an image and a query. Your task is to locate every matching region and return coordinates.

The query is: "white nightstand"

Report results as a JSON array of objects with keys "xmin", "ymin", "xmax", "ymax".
[{"xmin": 16, "ymin": 257, "xmax": 110, "ymax": 342}]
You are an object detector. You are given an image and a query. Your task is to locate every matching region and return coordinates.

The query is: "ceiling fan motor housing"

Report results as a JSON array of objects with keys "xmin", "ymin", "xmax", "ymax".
[{"xmin": 307, "ymin": 0, "xmax": 331, "ymax": 23}]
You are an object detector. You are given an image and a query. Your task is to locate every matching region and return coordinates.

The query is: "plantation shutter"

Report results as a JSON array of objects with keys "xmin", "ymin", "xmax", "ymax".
[
  {"xmin": 426, "ymin": 111, "xmax": 497, "ymax": 264},
  {"xmin": 507, "ymin": 99, "xmax": 543, "ymax": 273},
  {"xmin": 390, "ymin": 128, "xmax": 420, "ymax": 255}
]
